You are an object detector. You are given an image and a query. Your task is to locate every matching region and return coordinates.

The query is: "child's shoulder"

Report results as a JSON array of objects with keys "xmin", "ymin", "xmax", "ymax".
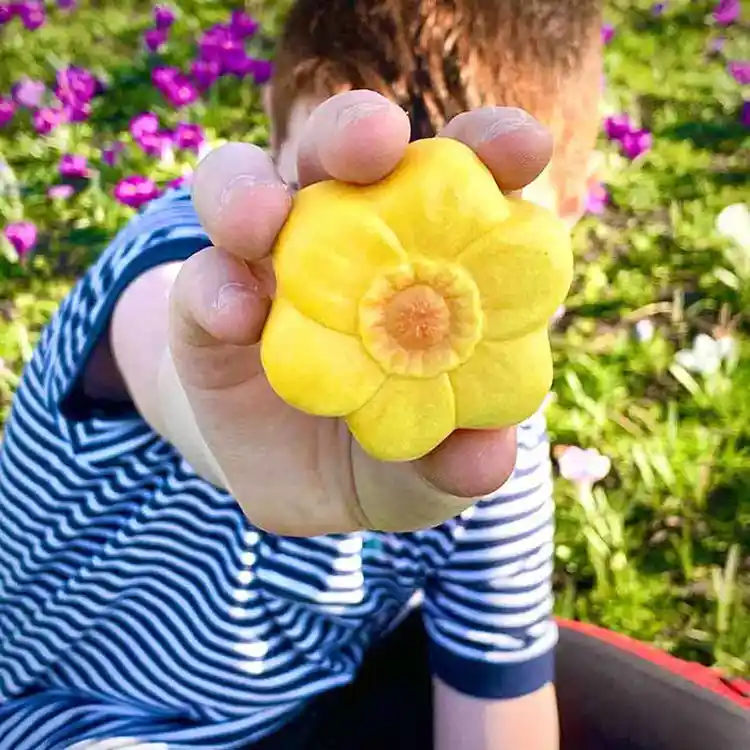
[{"xmin": 13, "ymin": 185, "xmax": 209, "ymax": 425}]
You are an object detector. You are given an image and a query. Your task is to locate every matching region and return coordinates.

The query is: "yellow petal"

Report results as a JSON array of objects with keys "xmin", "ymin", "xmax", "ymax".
[
  {"xmin": 261, "ymin": 298, "xmax": 386, "ymax": 417},
  {"xmin": 450, "ymin": 327, "xmax": 552, "ymax": 428},
  {"xmin": 362, "ymin": 138, "xmax": 510, "ymax": 261},
  {"xmin": 459, "ymin": 199, "xmax": 573, "ymax": 341},
  {"xmin": 274, "ymin": 181, "xmax": 408, "ymax": 334},
  {"xmin": 347, "ymin": 374, "xmax": 456, "ymax": 461}
]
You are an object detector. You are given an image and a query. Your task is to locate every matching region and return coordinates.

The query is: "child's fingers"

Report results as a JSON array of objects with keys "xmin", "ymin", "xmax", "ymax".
[
  {"xmin": 192, "ymin": 143, "xmax": 292, "ymax": 262},
  {"xmin": 297, "ymin": 90, "xmax": 411, "ymax": 187},
  {"xmin": 414, "ymin": 109, "xmax": 549, "ymax": 497},
  {"xmin": 415, "ymin": 427, "xmax": 518, "ymax": 499},
  {"xmin": 168, "ymin": 246, "xmax": 270, "ymax": 390},
  {"xmin": 439, "ymin": 107, "xmax": 553, "ymax": 193}
]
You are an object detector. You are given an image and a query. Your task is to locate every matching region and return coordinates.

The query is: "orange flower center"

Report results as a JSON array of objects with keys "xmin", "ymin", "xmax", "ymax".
[
  {"xmin": 383, "ymin": 285, "xmax": 450, "ymax": 351},
  {"xmin": 358, "ymin": 259, "xmax": 484, "ymax": 378}
]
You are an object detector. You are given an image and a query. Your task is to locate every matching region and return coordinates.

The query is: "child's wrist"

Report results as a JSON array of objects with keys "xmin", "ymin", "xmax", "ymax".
[{"xmin": 156, "ymin": 348, "xmax": 230, "ymax": 489}]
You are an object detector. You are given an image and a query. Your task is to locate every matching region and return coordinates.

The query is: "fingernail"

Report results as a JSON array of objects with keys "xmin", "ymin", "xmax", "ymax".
[
  {"xmin": 336, "ymin": 101, "xmax": 391, "ymax": 131},
  {"xmin": 218, "ymin": 175, "xmax": 286, "ymax": 212},
  {"xmin": 193, "ymin": 143, "xmax": 285, "ymax": 227},
  {"xmin": 478, "ymin": 107, "xmax": 548, "ymax": 143},
  {"xmin": 214, "ymin": 282, "xmax": 255, "ymax": 312}
]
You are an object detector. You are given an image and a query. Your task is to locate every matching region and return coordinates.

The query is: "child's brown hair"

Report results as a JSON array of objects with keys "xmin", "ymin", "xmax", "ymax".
[{"xmin": 269, "ymin": 0, "xmax": 603, "ymax": 212}]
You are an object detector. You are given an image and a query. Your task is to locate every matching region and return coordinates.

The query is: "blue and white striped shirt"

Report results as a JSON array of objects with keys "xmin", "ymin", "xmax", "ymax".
[{"xmin": 0, "ymin": 189, "xmax": 556, "ymax": 750}]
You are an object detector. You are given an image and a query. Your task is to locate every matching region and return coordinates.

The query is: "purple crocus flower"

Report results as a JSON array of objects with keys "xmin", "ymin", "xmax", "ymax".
[
  {"xmin": 708, "ymin": 36, "xmax": 726, "ymax": 55},
  {"xmin": 652, "ymin": 2, "xmax": 666, "ymax": 15},
  {"xmin": 219, "ymin": 45, "xmax": 247, "ymax": 76},
  {"xmin": 152, "ymin": 66, "xmax": 199, "ymax": 106},
  {"xmin": 190, "ymin": 58, "xmax": 221, "ymax": 90},
  {"xmin": 251, "ymin": 59, "xmax": 273, "ymax": 84},
  {"xmin": 157, "ymin": 72, "xmax": 199, "ymax": 108},
  {"xmin": 585, "ymin": 183, "xmax": 609, "ymax": 215},
  {"xmin": 19, "ymin": 0, "xmax": 45, "ymax": 30},
  {"xmin": 144, "ymin": 27, "xmax": 168, "ymax": 52},
  {"xmin": 0, "ymin": 3, "xmax": 15, "ymax": 24},
  {"xmin": 173, "ymin": 122, "xmax": 204, "ymax": 151},
  {"xmin": 4, "ymin": 221, "xmax": 37, "ymax": 257},
  {"xmin": 151, "ymin": 65, "xmax": 180, "ymax": 88},
  {"xmin": 114, "ymin": 175, "xmax": 160, "ymax": 208},
  {"xmin": 101, "ymin": 141, "xmax": 124, "ymax": 166},
  {"xmin": 137, "ymin": 130, "xmax": 173, "ymax": 157},
  {"xmin": 621, "ymin": 128, "xmax": 653, "ymax": 160},
  {"xmin": 130, "ymin": 112, "xmax": 171, "ymax": 156},
  {"xmin": 64, "ymin": 100, "xmax": 91, "ymax": 122},
  {"xmin": 129, "ymin": 111, "xmax": 160, "ymax": 140},
  {"xmin": 153, "ymin": 4, "xmax": 175, "ymax": 29},
  {"xmin": 601, "ymin": 23, "xmax": 615, "ymax": 45},
  {"xmin": 728, "ymin": 61, "xmax": 750, "ymax": 85},
  {"xmin": 166, "ymin": 79, "xmax": 199, "ymax": 107},
  {"xmin": 198, "ymin": 24, "xmax": 233, "ymax": 61},
  {"xmin": 741, "ymin": 101, "xmax": 750, "ymax": 128},
  {"xmin": 59, "ymin": 153, "xmax": 89, "ymax": 179},
  {"xmin": 713, "ymin": 0, "xmax": 739, "ymax": 26},
  {"xmin": 33, "ymin": 106, "xmax": 64, "ymax": 135},
  {"xmin": 48, "ymin": 183, "xmax": 75, "ymax": 199},
  {"xmin": 229, "ymin": 9, "xmax": 258, "ymax": 39},
  {"xmin": 0, "ymin": 97, "xmax": 15, "ymax": 127},
  {"xmin": 197, "ymin": 23, "xmax": 261, "ymax": 77},
  {"xmin": 602, "ymin": 111, "xmax": 652, "ymax": 159},
  {"xmin": 557, "ymin": 446, "xmax": 611, "ymax": 486},
  {"xmin": 56, "ymin": 0, "xmax": 76, "ymax": 9},
  {"xmin": 603, "ymin": 113, "xmax": 633, "ymax": 141},
  {"xmin": 56, "ymin": 66, "xmax": 98, "ymax": 105},
  {"xmin": 12, "ymin": 77, "xmax": 45, "ymax": 108},
  {"xmin": 220, "ymin": 46, "xmax": 251, "ymax": 76}
]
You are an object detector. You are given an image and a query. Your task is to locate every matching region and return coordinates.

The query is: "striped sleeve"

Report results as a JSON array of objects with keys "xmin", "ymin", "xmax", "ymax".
[
  {"xmin": 422, "ymin": 410, "xmax": 557, "ymax": 700},
  {"xmin": 42, "ymin": 188, "xmax": 209, "ymax": 421}
]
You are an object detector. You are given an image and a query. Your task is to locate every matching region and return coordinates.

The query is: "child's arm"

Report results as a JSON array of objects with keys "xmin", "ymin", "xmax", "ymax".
[
  {"xmin": 109, "ymin": 261, "xmax": 228, "ymax": 487},
  {"xmin": 423, "ymin": 412, "xmax": 559, "ymax": 749},
  {"xmin": 435, "ymin": 681, "xmax": 558, "ymax": 750}
]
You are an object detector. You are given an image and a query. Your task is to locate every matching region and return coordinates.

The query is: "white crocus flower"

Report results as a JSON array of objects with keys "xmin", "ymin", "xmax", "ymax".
[
  {"xmin": 674, "ymin": 333, "xmax": 736, "ymax": 376},
  {"xmin": 634, "ymin": 318, "xmax": 655, "ymax": 342},
  {"xmin": 716, "ymin": 203, "xmax": 750, "ymax": 253},
  {"xmin": 557, "ymin": 446, "xmax": 611, "ymax": 486}
]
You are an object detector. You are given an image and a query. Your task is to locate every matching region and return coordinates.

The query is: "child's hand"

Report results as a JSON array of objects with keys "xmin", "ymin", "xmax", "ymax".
[{"xmin": 172, "ymin": 90, "xmax": 553, "ymax": 535}]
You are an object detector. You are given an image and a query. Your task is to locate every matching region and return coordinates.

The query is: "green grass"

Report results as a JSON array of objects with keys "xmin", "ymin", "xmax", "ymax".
[{"xmin": 1, "ymin": 0, "xmax": 749, "ymax": 675}]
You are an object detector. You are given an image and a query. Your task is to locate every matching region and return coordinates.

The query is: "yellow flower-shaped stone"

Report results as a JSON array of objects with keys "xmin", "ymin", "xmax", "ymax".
[{"xmin": 261, "ymin": 138, "xmax": 573, "ymax": 461}]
